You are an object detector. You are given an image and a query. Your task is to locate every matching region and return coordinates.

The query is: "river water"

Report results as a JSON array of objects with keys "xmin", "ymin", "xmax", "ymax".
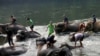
[
  {"xmin": 0, "ymin": 0, "xmax": 100, "ymax": 25},
  {"xmin": 17, "ymin": 25, "xmax": 100, "ymax": 56},
  {"xmin": 0, "ymin": 0, "xmax": 100, "ymax": 55}
]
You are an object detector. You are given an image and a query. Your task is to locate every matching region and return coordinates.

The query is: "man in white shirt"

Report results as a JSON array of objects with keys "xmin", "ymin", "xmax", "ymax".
[{"xmin": 70, "ymin": 32, "xmax": 84, "ymax": 47}]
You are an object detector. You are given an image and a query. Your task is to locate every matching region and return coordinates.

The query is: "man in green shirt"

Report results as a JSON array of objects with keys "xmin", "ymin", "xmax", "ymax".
[
  {"xmin": 27, "ymin": 18, "xmax": 34, "ymax": 31},
  {"xmin": 47, "ymin": 21, "xmax": 55, "ymax": 37}
]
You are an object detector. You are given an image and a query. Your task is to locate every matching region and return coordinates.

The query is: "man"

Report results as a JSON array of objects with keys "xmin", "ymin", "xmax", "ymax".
[
  {"xmin": 6, "ymin": 29, "xmax": 15, "ymax": 48},
  {"xmin": 64, "ymin": 16, "xmax": 68, "ymax": 24},
  {"xmin": 27, "ymin": 18, "xmax": 34, "ymax": 32},
  {"xmin": 47, "ymin": 21, "xmax": 54, "ymax": 37},
  {"xmin": 10, "ymin": 15, "xmax": 16, "ymax": 24},
  {"xmin": 63, "ymin": 16, "xmax": 69, "ymax": 31},
  {"xmin": 46, "ymin": 35, "xmax": 56, "ymax": 48},
  {"xmin": 70, "ymin": 32, "xmax": 84, "ymax": 47},
  {"xmin": 79, "ymin": 22, "xmax": 85, "ymax": 32},
  {"xmin": 92, "ymin": 15, "xmax": 96, "ymax": 31}
]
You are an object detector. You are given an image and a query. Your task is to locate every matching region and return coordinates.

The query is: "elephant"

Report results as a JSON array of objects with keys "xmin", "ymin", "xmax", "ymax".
[
  {"xmin": 0, "ymin": 44, "xmax": 28, "ymax": 56},
  {"xmin": 54, "ymin": 21, "xmax": 82, "ymax": 34},
  {"xmin": 37, "ymin": 44, "xmax": 72, "ymax": 56},
  {"xmin": 36, "ymin": 38, "xmax": 78, "ymax": 56},
  {"xmin": 0, "ymin": 23, "xmax": 27, "ymax": 46},
  {"xmin": 0, "ymin": 23, "xmax": 26, "ymax": 34},
  {"xmin": 85, "ymin": 21, "xmax": 100, "ymax": 32},
  {"xmin": 38, "ymin": 47, "xmax": 72, "ymax": 56},
  {"xmin": 16, "ymin": 30, "xmax": 41, "ymax": 41},
  {"xmin": 37, "ymin": 42, "xmax": 83, "ymax": 56}
]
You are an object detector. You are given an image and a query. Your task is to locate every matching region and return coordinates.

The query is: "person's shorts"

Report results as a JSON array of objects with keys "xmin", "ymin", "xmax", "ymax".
[
  {"xmin": 30, "ymin": 25, "xmax": 34, "ymax": 29},
  {"xmin": 77, "ymin": 35, "xmax": 84, "ymax": 41}
]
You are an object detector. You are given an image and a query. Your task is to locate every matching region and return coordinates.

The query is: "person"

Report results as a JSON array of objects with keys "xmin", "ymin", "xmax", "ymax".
[
  {"xmin": 6, "ymin": 28, "xmax": 15, "ymax": 48},
  {"xmin": 63, "ymin": 16, "xmax": 69, "ymax": 31},
  {"xmin": 92, "ymin": 15, "xmax": 96, "ymax": 31},
  {"xmin": 70, "ymin": 32, "xmax": 84, "ymax": 47},
  {"xmin": 26, "ymin": 18, "xmax": 34, "ymax": 32},
  {"xmin": 47, "ymin": 21, "xmax": 55, "ymax": 37},
  {"xmin": 10, "ymin": 15, "xmax": 16, "ymax": 24},
  {"xmin": 64, "ymin": 16, "xmax": 68, "ymax": 24},
  {"xmin": 46, "ymin": 35, "xmax": 56, "ymax": 48},
  {"xmin": 79, "ymin": 22, "xmax": 85, "ymax": 32}
]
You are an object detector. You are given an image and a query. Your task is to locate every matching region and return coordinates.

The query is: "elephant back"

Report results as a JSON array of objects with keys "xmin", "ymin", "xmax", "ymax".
[
  {"xmin": 46, "ymin": 47, "xmax": 72, "ymax": 56},
  {"xmin": 54, "ymin": 21, "xmax": 81, "ymax": 34},
  {"xmin": 8, "ymin": 24, "xmax": 26, "ymax": 30},
  {"xmin": 7, "ymin": 24, "xmax": 26, "ymax": 34},
  {"xmin": 55, "ymin": 22, "xmax": 65, "ymax": 29}
]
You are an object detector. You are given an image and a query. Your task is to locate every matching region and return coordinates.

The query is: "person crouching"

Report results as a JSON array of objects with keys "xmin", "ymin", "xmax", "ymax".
[
  {"xmin": 69, "ymin": 32, "xmax": 84, "ymax": 47},
  {"xmin": 46, "ymin": 35, "xmax": 56, "ymax": 48}
]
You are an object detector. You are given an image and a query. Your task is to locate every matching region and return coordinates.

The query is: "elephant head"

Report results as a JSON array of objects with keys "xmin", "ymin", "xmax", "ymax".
[
  {"xmin": 85, "ymin": 21, "xmax": 93, "ymax": 31},
  {"xmin": 54, "ymin": 22, "xmax": 65, "ymax": 34},
  {"xmin": 0, "ymin": 24, "xmax": 8, "ymax": 34},
  {"xmin": 85, "ymin": 21, "xmax": 100, "ymax": 32},
  {"xmin": 16, "ymin": 30, "xmax": 28, "ymax": 41},
  {"xmin": 16, "ymin": 30, "xmax": 41, "ymax": 41}
]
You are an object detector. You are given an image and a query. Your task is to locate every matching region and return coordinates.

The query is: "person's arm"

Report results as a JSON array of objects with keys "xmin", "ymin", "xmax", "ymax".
[{"xmin": 46, "ymin": 24, "xmax": 49, "ymax": 31}]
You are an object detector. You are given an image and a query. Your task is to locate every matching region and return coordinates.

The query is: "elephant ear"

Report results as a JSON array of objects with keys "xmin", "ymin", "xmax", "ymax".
[{"xmin": 0, "ymin": 24, "xmax": 8, "ymax": 34}]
